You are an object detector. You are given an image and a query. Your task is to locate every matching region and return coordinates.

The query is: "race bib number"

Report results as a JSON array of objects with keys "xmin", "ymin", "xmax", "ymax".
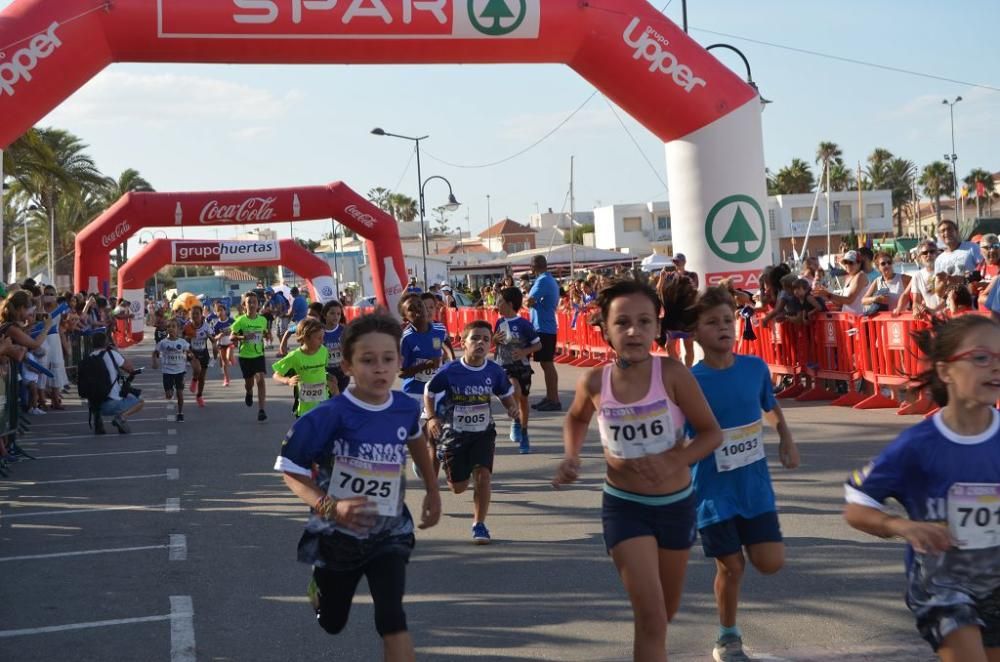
[
  {"xmin": 454, "ymin": 404, "xmax": 490, "ymax": 433},
  {"xmin": 300, "ymin": 382, "xmax": 326, "ymax": 403},
  {"xmin": 948, "ymin": 483, "xmax": 1000, "ymax": 550},
  {"xmin": 327, "ymin": 346, "xmax": 342, "ymax": 367},
  {"xmin": 329, "ymin": 457, "xmax": 402, "ymax": 517},
  {"xmin": 413, "ymin": 365, "xmax": 437, "ymax": 382},
  {"xmin": 715, "ymin": 421, "xmax": 765, "ymax": 472},
  {"xmin": 598, "ymin": 409, "xmax": 675, "ymax": 460},
  {"xmin": 245, "ymin": 331, "xmax": 262, "ymax": 346},
  {"xmin": 192, "ymin": 336, "xmax": 207, "ymax": 351}
]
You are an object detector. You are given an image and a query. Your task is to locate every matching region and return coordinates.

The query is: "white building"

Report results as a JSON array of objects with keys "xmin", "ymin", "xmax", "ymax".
[{"xmin": 593, "ymin": 191, "xmax": 894, "ymax": 261}]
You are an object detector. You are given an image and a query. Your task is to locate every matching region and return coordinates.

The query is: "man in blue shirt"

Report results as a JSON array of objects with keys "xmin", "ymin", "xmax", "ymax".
[
  {"xmin": 526, "ymin": 255, "xmax": 561, "ymax": 411},
  {"xmin": 290, "ymin": 287, "xmax": 308, "ymax": 323}
]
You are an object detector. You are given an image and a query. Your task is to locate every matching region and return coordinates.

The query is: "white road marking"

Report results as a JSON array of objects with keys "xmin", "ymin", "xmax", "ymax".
[
  {"xmin": 21, "ymin": 432, "xmax": 158, "ymax": 442},
  {"xmin": 166, "ymin": 444, "xmax": 178, "ymax": 455},
  {"xmin": 25, "ymin": 417, "xmax": 167, "ymax": 428},
  {"xmin": 170, "ymin": 596, "xmax": 196, "ymax": 662},
  {"xmin": 0, "ymin": 544, "xmax": 167, "ymax": 563},
  {"xmin": 14, "ymin": 472, "xmax": 174, "ymax": 486},
  {"xmin": 165, "ymin": 498, "xmax": 181, "ymax": 513},
  {"xmin": 33, "ymin": 449, "xmax": 167, "ymax": 460},
  {"xmin": 0, "ymin": 614, "xmax": 172, "ymax": 638},
  {"xmin": 169, "ymin": 534, "xmax": 187, "ymax": 561},
  {"xmin": 166, "ymin": 468, "xmax": 180, "ymax": 480},
  {"xmin": 167, "ymin": 428, "xmax": 178, "ymax": 435},
  {"xmin": 2, "ymin": 504, "xmax": 163, "ymax": 519}
]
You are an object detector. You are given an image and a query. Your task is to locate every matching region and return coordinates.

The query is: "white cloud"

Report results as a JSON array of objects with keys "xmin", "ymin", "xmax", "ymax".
[
  {"xmin": 43, "ymin": 71, "xmax": 303, "ymax": 128},
  {"xmin": 499, "ymin": 105, "xmax": 618, "ymax": 141}
]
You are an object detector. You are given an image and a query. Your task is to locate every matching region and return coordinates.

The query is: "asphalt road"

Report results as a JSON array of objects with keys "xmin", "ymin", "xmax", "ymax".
[{"xmin": 0, "ymin": 343, "xmax": 937, "ymax": 661}]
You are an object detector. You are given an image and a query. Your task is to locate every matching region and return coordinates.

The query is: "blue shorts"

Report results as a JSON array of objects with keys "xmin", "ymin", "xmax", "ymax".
[
  {"xmin": 100, "ymin": 394, "xmax": 142, "ymax": 417},
  {"xmin": 699, "ymin": 511, "xmax": 783, "ymax": 558},
  {"xmin": 601, "ymin": 483, "xmax": 697, "ymax": 553}
]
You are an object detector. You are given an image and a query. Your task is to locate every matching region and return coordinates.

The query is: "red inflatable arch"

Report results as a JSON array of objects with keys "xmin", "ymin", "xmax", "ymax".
[
  {"xmin": 117, "ymin": 237, "xmax": 333, "ymax": 344},
  {"xmin": 74, "ymin": 181, "xmax": 407, "ymax": 314},
  {"xmin": 2, "ymin": 0, "xmax": 772, "ymax": 286}
]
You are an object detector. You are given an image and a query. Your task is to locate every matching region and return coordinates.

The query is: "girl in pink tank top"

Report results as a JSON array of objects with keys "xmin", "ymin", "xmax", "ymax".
[{"xmin": 553, "ymin": 280, "xmax": 722, "ymax": 662}]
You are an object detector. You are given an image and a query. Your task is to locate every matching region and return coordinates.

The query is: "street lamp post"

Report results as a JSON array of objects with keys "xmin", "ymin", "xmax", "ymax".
[
  {"xmin": 329, "ymin": 219, "xmax": 340, "ymax": 298},
  {"xmin": 943, "ymin": 96, "xmax": 962, "ymax": 224},
  {"xmin": 371, "ymin": 128, "xmax": 460, "ymax": 288}
]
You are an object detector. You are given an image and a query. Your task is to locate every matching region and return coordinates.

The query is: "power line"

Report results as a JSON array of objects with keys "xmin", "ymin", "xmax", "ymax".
[
  {"xmin": 392, "ymin": 144, "xmax": 416, "ymax": 192},
  {"xmin": 0, "ymin": 1, "xmax": 109, "ymax": 53},
  {"xmin": 693, "ymin": 27, "xmax": 1000, "ymax": 94},
  {"xmin": 603, "ymin": 97, "xmax": 668, "ymax": 192},
  {"xmin": 422, "ymin": 91, "xmax": 599, "ymax": 169}
]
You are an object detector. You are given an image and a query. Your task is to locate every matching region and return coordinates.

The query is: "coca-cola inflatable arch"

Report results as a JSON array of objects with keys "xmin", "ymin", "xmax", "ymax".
[
  {"xmin": 2, "ymin": 0, "xmax": 771, "ymax": 287},
  {"xmin": 74, "ymin": 181, "xmax": 407, "ymax": 314},
  {"xmin": 117, "ymin": 238, "xmax": 335, "ymax": 344}
]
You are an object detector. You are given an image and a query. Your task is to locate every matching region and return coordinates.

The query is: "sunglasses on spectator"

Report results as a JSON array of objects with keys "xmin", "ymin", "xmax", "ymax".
[
  {"xmin": 982, "ymin": 244, "xmax": 1000, "ymax": 250},
  {"xmin": 946, "ymin": 348, "xmax": 1000, "ymax": 368},
  {"xmin": 878, "ymin": 261, "xmax": 892, "ymax": 266},
  {"xmin": 918, "ymin": 250, "xmax": 934, "ymax": 256}
]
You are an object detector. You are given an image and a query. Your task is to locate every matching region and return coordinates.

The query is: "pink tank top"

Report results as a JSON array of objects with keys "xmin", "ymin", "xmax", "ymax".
[{"xmin": 597, "ymin": 358, "xmax": 686, "ymax": 460}]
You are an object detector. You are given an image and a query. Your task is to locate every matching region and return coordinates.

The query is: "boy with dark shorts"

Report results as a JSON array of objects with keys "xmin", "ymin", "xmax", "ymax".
[
  {"xmin": 424, "ymin": 321, "xmax": 519, "ymax": 544},
  {"xmin": 494, "ymin": 287, "xmax": 541, "ymax": 454}
]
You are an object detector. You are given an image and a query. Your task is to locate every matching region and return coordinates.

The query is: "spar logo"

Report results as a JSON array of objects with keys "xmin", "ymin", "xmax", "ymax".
[
  {"xmin": 0, "ymin": 22, "xmax": 62, "ymax": 98},
  {"xmin": 101, "ymin": 221, "xmax": 132, "ymax": 248},
  {"xmin": 622, "ymin": 17, "xmax": 706, "ymax": 93},
  {"xmin": 199, "ymin": 197, "xmax": 277, "ymax": 224},
  {"xmin": 467, "ymin": 0, "xmax": 526, "ymax": 36}
]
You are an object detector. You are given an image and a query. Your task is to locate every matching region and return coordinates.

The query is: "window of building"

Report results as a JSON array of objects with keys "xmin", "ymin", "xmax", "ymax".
[
  {"xmin": 656, "ymin": 215, "xmax": 671, "ymax": 231},
  {"xmin": 865, "ymin": 203, "xmax": 885, "ymax": 219},
  {"xmin": 790, "ymin": 207, "xmax": 814, "ymax": 222},
  {"xmin": 835, "ymin": 204, "xmax": 853, "ymax": 222},
  {"xmin": 622, "ymin": 217, "xmax": 643, "ymax": 233}
]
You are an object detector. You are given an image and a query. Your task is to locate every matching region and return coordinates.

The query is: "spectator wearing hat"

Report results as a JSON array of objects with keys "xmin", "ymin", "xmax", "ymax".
[
  {"xmin": 673, "ymin": 253, "xmax": 699, "ymax": 289},
  {"xmin": 813, "ymin": 250, "xmax": 868, "ymax": 314}
]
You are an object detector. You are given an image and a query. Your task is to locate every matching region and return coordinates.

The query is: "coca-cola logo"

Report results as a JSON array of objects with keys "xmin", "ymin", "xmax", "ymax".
[
  {"xmin": 344, "ymin": 204, "xmax": 376, "ymax": 229},
  {"xmin": 101, "ymin": 221, "xmax": 132, "ymax": 248},
  {"xmin": 199, "ymin": 197, "xmax": 277, "ymax": 224},
  {"xmin": 0, "ymin": 22, "xmax": 62, "ymax": 98}
]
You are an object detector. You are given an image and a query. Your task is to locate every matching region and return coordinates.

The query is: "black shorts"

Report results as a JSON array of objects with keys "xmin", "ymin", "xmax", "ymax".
[
  {"xmin": 502, "ymin": 363, "xmax": 533, "ymax": 396},
  {"xmin": 601, "ymin": 483, "xmax": 697, "ymax": 553},
  {"xmin": 192, "ymin": 350, "xmax": 210, "ymax": 370},
  {"xmin": 326, "ymin": 365, "xmax": 350, "ymax": 393},
  {"xmin": 698, "ymin": 511, "xmax": 783, "ymax": 558},
  {"xmin": 534, "ymin": 333, "xmax": 557, "ymax": 363},
  {"xmin": 238, "ymin": 355, "xmax": 266, "ymax": 379},
  {"xmin": 439, "ymin": 430, "xmax": 496, "ymax": 484},
  {"xmin": 162, "ymin": 372, "xmax": 185, "ymax": 392}
]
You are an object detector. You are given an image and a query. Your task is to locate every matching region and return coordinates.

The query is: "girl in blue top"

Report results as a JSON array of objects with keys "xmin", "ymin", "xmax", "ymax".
[
  {"xmin": 689, "ymin": 286, "xmax": 800, "ymax": 662},
  {"xmin": 845, "ymin": 315, "xmax": 1000, "ymax": 661},
  {"xmin": 321, "ymin": 300, "xmax": 348, "ymax": 396}
]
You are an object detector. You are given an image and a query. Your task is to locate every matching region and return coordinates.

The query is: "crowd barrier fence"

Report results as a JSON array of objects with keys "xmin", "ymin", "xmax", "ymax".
[{"xmin": 342, "ymin": 305, "xmax": 988, "ymax": 416}]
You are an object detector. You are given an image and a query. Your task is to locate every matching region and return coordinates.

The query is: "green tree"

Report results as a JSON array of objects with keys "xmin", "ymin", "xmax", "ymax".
[
  {"xmin": 827, "ymin": 161, "xmax": 852, "ymax": 192},
  {"xmin": 886, "ymin": 158, "xmax": 916, "ymax": 236},
  {"xmin": 772, "ymin": 158, "xmax": 815, "ymax": 194},
  {"xmin": 964, "ymin": 168, "xmax": 995, "ymax": 219},
  {"xmin": 864, "ymin": 147, "xmax": 894, "ymax": 190},
  {"xmin": 569, "ymin": 223, "xmax": 594, "ymax": 245},
  {"xmin": 815, "ymin": 141, "xmax": 843, "ymax": 195},
  {"xmin": 389, "ymin": 192, "xmax": 418, "ymax": 222},
  {"xmin": 918, "ymin": 161, "xmax": 953, "ymax": 224},
  {"xmin": 366, "ymin": 187, "xmax": 392, "ymax": 214}
]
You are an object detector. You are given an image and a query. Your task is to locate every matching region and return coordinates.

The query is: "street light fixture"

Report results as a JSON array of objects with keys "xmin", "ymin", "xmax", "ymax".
[
  {"xmin": 371, "ymin": 127, "xmax": 460, "ymax": 288},
  {"xmin": 942, "ymin": 96, "xmax": 962, "ymax": 221}
]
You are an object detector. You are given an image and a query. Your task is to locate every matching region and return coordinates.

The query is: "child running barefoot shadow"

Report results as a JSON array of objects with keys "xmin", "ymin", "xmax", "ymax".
[{"xmin": 553, "ymin": 279, "xmax": 723, "ymax": 662}]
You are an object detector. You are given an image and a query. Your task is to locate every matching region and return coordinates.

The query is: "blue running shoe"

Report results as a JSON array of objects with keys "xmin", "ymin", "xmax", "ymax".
[
  {"xmin": 509, "ymin": 421, "xmax": 522, "ymax": 443},
  {"xmin": 471, "ymin": 522, "xmax": 491, "ymax": 545},
  {"xmin": 519, "ymin": 429, "xmax": 531, "ymax": 455}
]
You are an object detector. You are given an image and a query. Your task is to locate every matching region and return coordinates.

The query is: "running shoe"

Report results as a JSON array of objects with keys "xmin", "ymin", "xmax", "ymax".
[
  {"xmin": 519, "ymin": 430, "xmax": 531, "ymax": 455},
  {"xmin": 208, "ymin": 359, "xmax": 216, "ymax": 368},
  {"xmin": 111, "ymin": 415, "xmax": 130, "ymax": 434},
  {"xmin": 258, "ymin": 409, "xmax": 267, "ymax": 422},
  {"xmin": 176, "ymin": 413, "xmax": 185, "ymax": 422},
  {"xmin": 29, "ymin": 407, "xmax": 45, "ymax": 415},
  {"xmin": 245, "ymin": 391, "xmax": 253, "ymax": 407},
  {"xmin": 196, "ymin": 396, "xmax": 205, "ymax": 408},
  {"xmin": 306, "ymin": 576, "xmax": 321, "ymax": 613},
  {"xmin": 471, "ymin": 522, "xmax": 491, "ymax": 545},
  {"xmin": 713, "ymin": 634, "xmax": 751, "ymax": 662},
  {"xmin": 190, "ymin": 380, "xmax": 197, "ymax": 394},
  {"xmin": 223, "ymin": 378, "xmax": 230, "ymax": 387},
  {"xmin": 535, "ymin": 400, "xmax": 562, "ymax": 412},
  {"xmin": 509, "ymin": 421, "xmax": 522, "ymax": 443}
]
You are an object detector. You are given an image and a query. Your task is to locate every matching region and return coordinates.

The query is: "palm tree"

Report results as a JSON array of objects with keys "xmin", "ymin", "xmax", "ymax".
[
  {"xmin": 388, "ymin": 192, "xmax": 418, "ymax": 222},
  {"xmin": 964, "ymin": 168, "xmax": 995, "ymax": 219},
  {"xmin": 828, "ymin": 161, "xmax": 852, "ymax": 192},
  {"xmin": 919, "ymin": 161, "xmax": 953, "ymax": 224},
  {"xmin": 772, "ymin": 159, "xmax": 815, "ymax": 194},
  {"xmin": 886, "ymin": 158, "xmax": 917, "ymax": 236},
  {"xmin": 815, "ymin": 141, "xmax": 842, "ymax": 190},
  {"xmin": 864, "ymin": 147, "xmax": 894, "ymax": 191},
  {"xmin": 366, "ymin": 187, "xmax": 392, "ymax": 214},
  {"xmin": 101, "ymin": 169, "xmax": 154, "ymax": 267},
  {"xmin": 5, "ymin": 127, "xmax": 107, "ymax": 282}
]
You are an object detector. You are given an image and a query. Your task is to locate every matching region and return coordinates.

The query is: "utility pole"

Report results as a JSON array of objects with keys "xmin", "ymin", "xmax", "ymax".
[{"xmin": 570, "ymin": 156, "xmax": 576, "ymax": 278}]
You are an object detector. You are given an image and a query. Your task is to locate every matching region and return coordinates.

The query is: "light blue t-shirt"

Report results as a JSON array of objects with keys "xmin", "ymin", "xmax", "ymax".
[
  {"xmin": 528, "ymin": 271, "xmax": 560, "ymax": 335},
  {"xmin": 688, "ymin": 354, "xmax": 777, "ymax": 529},
  {"xmin": 291, "ymin": 295, "xmax": 308, "ymax": 322}
]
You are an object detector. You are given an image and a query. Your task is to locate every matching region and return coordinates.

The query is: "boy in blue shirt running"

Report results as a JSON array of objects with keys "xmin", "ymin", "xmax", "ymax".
[{"xmin": 494, "ymin": 286, "xmax": 541, "ymax": 454}]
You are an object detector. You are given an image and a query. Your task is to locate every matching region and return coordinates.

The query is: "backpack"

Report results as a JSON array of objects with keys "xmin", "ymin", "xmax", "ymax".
[{"xmin": 78, "ymin": 349, "xmax": 115, "ymax": 407}]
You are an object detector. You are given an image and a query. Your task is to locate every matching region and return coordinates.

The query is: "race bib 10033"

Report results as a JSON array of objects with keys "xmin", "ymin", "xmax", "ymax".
[
  {"xmin": 715, "ymin": 420, "xmax": 765, "ymax": 472},
  {"xmin": 329, "ymin": 456, "xmax": 402, "ymax": 518},
  {"xmin": 948, "ymin": 483, "xmax": 1000, "ymax": 550}
]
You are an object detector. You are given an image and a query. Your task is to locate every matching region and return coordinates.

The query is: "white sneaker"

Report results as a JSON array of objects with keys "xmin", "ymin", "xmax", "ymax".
[
  {"xmin": 29, "ymin": 407, "xmax": 45, "ymax": 415},
  {"xmin": 208, "ymin": 359, "xmax": 216, "ymax": 368}
]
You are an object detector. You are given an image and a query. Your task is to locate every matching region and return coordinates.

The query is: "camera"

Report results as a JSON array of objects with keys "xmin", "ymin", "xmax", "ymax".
[{"xmin": 119, "ymin": 367, "xmax": 143, "ymax": 399}]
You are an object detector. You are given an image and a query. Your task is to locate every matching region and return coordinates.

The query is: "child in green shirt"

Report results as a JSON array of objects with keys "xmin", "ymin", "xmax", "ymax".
[{"xmin": 273, "ymin": 318, "xmax": 329, "ymax": 417}]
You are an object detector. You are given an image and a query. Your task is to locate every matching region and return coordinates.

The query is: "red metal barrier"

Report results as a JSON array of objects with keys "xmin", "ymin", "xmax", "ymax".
[{"xmin": 797, "ymin": 312, "xmax": 864, "ymax": 405}]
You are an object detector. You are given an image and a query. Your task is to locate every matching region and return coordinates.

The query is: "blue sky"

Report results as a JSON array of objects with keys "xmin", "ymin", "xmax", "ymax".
[{"xmin": 4, "ymin": 0, "xmax": 999, "ymax": 256}]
